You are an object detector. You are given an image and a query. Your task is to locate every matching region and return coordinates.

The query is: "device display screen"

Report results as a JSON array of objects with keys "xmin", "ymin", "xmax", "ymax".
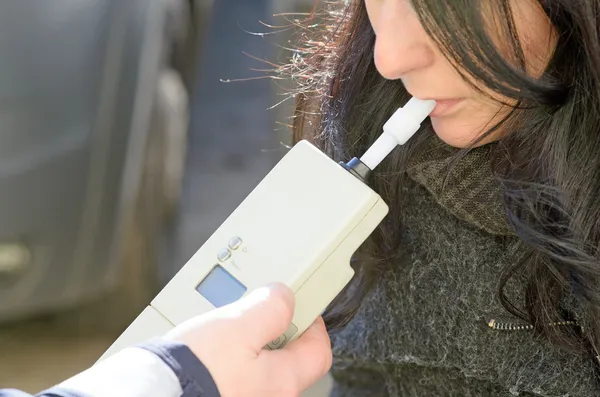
[{"xmin": 195, "ymin": 265, "xmax": 247, "ymax": 308}]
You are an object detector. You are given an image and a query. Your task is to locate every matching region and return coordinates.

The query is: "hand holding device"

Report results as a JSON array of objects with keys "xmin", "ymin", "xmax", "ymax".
[{"xmin": 164, "ymin": 283, "xmax": 331, "ymax": 397}]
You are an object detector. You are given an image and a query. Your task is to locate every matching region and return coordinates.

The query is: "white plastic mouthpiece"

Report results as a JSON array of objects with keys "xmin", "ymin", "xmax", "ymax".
[{"xmin": 359, "ymin": 97, "xmax": 436, "ymax": 170}]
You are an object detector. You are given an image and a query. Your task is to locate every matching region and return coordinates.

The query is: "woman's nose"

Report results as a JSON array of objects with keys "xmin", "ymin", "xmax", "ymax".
[{"xmin": 372, "ymin": 1, "xmax": 435, "ymax": 80}]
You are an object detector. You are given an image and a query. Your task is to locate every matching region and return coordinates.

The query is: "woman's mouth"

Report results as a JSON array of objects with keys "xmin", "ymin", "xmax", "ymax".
[{"xmin": 428, "ymin": 98, "xmax": 464, "ymax": 118}]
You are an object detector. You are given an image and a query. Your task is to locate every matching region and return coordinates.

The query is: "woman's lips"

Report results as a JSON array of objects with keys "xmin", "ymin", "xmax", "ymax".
[{"xmin": 428, "ymin": 98, "xmax": 464, "ymax": 117}]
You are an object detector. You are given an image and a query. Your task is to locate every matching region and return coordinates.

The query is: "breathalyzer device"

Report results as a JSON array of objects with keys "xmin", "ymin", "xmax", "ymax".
[{"xmin": 97, "ymin": 97, "xmax": 436, "ymax": 361}]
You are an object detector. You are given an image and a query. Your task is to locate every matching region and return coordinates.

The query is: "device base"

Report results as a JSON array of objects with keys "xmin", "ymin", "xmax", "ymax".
[{"xmin": 96, "ymin": 305, "xmax": 174, "ymax": 363}]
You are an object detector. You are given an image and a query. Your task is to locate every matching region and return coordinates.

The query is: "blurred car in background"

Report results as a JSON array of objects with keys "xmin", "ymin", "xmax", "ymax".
[{"xmin": 0, "ymin": 0, "xmax": 206, "ymax": 333}]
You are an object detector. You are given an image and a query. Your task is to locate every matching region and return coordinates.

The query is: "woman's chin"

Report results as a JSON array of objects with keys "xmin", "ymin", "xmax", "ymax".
[{"xmin": 430, "ymin": 117, "xmax": 494, "ymax": 149}]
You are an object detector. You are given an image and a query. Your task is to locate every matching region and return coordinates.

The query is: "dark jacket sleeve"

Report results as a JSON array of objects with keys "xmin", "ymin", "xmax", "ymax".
[
  {"xmin": 0, "ymin": 338, "xmax": 220, "ymax": 397},
  {"xmin": 136, "ymin": 338, "xmax": 221, "ymax": 397}
]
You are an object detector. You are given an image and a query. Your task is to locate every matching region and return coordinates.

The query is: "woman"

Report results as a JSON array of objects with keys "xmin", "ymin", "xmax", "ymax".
[{"xmin": 285, "ymin": 0, "xmax": 600, "ymax": 395}]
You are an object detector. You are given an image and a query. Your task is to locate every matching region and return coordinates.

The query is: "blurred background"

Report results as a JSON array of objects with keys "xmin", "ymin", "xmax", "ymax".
[{"xmin": 0, "ymin": 0, "xmax": 331, "ymax": 396}]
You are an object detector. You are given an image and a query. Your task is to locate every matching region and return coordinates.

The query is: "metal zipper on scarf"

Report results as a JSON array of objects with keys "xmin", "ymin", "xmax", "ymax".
[
  {"xmin": 489, "ymin": 318, "xmax": 600, "ymax": 366},
  {"xmin": 487, "ymin": 319, "xmax": 580, "ymax": 331}
]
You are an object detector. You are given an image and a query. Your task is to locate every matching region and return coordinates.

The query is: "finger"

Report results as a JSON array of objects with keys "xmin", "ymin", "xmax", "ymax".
[
  {"xmin": 217, "ymin": 282, "xmax": 295, "ymax": 351},
  {"xmin": 260, "ymin": 317, "xmax": 332, "ymax": 392}
]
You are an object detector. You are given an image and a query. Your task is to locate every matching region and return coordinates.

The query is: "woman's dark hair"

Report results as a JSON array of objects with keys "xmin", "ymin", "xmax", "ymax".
[{"xmin": 278, "ymin": 0, "xmax": 600, "ymax": 367}]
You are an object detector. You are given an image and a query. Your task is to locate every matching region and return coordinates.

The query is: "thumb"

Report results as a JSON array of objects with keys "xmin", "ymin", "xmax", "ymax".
[
  {"xmin": 258, "ymin": 317, "xmax": 332, "ymax": 392},
  {"xmin": 220, "ymin": 283, "xmax": 295, "ymax": 352}
]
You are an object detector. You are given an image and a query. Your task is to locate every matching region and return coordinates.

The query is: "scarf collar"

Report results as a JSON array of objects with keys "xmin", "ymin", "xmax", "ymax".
[{"xmin": 405, "ymin": 133, "xmax": 515, "ymax": 236}]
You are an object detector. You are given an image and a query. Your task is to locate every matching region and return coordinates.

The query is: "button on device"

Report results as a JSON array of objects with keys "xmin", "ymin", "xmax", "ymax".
[
  {"xmin": 229, "ymin": 237, "xmax": 242, "ymax": 250},
  {"xmin": 267, "ymin": 322, "xmax": 298, "ymax": 350},
  {"xmin": 217, "ymin": 248, "xmax": 231, "ymax": 262},
  {"xmin": 269, "ymin": 335, "xmax": 287, "ymax": 349}
]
